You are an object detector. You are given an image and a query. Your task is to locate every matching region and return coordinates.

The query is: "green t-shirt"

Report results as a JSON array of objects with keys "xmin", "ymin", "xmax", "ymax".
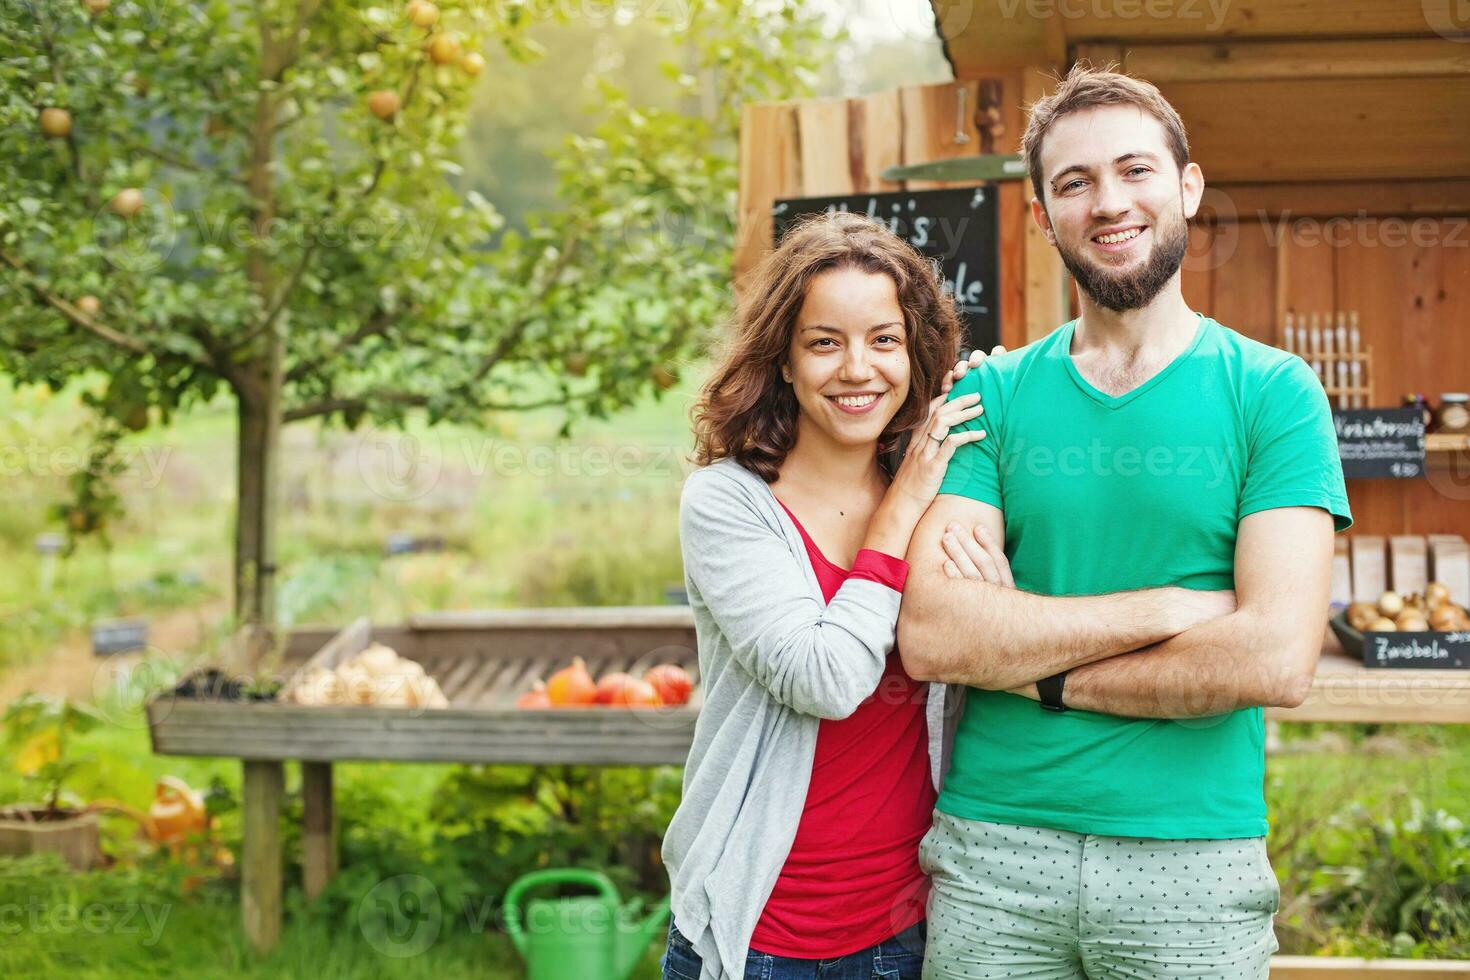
[{"xmin": 936, "ymin": 314, "xmax": 1352, "ymax": 839}]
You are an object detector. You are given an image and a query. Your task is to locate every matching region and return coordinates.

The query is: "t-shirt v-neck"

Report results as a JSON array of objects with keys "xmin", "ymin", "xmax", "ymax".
[{"xmin": 1061, "ymin": 312, "xmax": 1209, "ymax": 410}]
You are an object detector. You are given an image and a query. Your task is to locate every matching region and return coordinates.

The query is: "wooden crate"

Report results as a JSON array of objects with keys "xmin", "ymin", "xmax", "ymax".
[
  {"xmin": 145, "ymin": 699, "xmax": 698, "ymax": 765},
  {"xmin": 147, "ymin": 606, "xmax": 701, "ymax": 764}
]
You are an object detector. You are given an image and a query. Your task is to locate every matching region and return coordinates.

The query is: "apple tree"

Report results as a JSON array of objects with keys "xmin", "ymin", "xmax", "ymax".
[{"xmin": 0, "ymin": 0, "xmax": 827, "ymax": 662}]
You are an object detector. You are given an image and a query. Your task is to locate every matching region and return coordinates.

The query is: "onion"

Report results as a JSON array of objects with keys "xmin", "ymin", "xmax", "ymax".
[
  {"xmin": 356, "ymin": 643, "xmax": 400, "ymax": 676},
  {"xmin": 1346, "ymin": 602, "xmax": 1377, "ymax": 631},
  {"xmin": 1429, "ymin": 606, "xmax": 1460, "ymax": 631},
  {"xmin": 336, "ymin": 664, "xmax": 376, "ymax": 704},
  {"xmin": 1395, "ymin": 613, "xmax": 1430, "ymax": 632},
  {"xmin": 291, "ymin": 667, "xmax": 341, "ymax": 706},
  {"xmin": 374, "ymin": 668, "xmax": 414, "ymax": 707}
]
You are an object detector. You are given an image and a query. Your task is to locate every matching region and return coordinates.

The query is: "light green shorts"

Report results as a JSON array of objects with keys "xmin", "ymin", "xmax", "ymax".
[{"xmin": 919, "ymin": 810, "xmax": 1279, "ymax": 979}]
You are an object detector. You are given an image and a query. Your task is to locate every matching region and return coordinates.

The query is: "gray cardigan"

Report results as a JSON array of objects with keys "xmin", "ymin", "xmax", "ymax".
[{"xmin": 662, "ymin": 458, "xmax": 962, "ymax": 979}]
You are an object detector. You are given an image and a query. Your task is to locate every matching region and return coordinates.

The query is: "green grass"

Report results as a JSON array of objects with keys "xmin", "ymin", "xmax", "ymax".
[
  {"xmin": 0, "ymin": 860, "xmax": 665, "ymax": 979},
  {"xmin": 0, "ymin": 709, "xmax": 669, "ymax": 979},
  {"xmin": 1270, "ymin": 723, "xmax": 1470, "ymax": 815}
]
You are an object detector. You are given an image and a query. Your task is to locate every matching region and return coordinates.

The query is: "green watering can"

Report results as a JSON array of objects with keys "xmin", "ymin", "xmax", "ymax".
[{"xmin": 504, "ymin": 868, "xmax": 671, "ymax": 980}]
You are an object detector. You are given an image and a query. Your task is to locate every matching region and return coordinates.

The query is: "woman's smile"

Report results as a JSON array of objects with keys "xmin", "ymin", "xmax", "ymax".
[{"xmin": 827, "ymin": 391, "xmax": 886, "ymax": 415}]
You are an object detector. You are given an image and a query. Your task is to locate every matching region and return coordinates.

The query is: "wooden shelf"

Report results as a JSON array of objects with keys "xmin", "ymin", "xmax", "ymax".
[
  {"xmin": 147, "ymin": 698, "xmax": 700, "ymax": 764},
  {"xmin": 1270, "ymin": 956, "xmax": 1470, "ymax": 978},
  {"xmin": 1426, "ymin": 432, "xmax": 1470, "ymax": 453},
  {"xmin": 1268, "ymin": 646, "xmax": 1470, "ymax": 725},
  {"xmin": 149, "ymin": 645, "xmax": 1470, "ymax": 761}
]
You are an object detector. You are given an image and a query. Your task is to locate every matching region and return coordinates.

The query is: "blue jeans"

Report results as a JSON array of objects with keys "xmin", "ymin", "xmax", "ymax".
[{"xmin": 661, "ymin": 920, "xmax": 926, "ymax": 980}]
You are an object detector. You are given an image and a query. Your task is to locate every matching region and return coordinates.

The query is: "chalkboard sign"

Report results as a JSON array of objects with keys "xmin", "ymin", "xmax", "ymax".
[
  {"xmin": 1333, "ymin": 408, "xmax": 1425, "ymax": 479},
  {"xmin": 1362, "ymin": 630, "xmax": 1470, "ymax": 670},
  {"xmin": 772, "ymin": 187, "xmax": 1000, "ymax": 353}
]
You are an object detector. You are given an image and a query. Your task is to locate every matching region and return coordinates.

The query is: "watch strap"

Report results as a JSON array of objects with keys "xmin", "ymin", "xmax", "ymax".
[{"xmin": 1037, "ymin": 671, "xmax": 1069, "ymax": 712}]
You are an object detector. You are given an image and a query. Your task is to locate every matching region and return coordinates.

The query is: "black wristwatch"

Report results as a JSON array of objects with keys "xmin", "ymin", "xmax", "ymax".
[{"xmin": 1037, "ymin": 671, "xmax": 1069, "ymax": 713}]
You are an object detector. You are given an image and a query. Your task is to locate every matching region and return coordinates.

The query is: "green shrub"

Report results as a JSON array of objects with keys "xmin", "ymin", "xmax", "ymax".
[
  {"xmin": 1274, "ymin": 793, "xmax": 1470, "ymax": 958},
  {"xmin": 296, "ymin": 763, "xmax": 679, "ymax": 943}
]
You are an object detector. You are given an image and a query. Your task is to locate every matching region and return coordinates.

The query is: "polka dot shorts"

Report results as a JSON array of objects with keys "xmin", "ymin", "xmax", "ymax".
[{"xmin": 918, "ymin": 810, "xmax": 1279, "ymax": 979}]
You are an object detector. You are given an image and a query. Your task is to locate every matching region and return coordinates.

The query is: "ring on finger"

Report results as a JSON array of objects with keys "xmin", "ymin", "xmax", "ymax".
[{"xmin": 928, "ymin": 431, "xmax": 946, "ymax": 444}]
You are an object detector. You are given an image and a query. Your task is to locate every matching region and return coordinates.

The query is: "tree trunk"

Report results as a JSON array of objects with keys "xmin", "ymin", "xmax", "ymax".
[
  {"xmin": 234, "ymin": 379, "xmax": 281, "ymax": 670},
  {"xmin": 233, "ymin": 9, "xmax": 287, "ymax": 671}
]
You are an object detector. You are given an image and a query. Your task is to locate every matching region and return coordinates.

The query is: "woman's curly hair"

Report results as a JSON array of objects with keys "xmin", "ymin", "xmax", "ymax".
[{"xmin": 692, "ymin": 210, "xmax": 964, "ymax": 482}]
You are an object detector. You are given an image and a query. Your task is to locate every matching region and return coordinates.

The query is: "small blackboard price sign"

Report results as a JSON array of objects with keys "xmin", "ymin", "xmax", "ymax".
[
  {"xmin": 1333, "ymin": 408, "xmax": 1425, "ymax": 479},
  {"xmin": 772, "ymin": 187, "xmax": 1001, "ymax": 353},
  {"xmin": 1362, "ymin": 630, "xmax": 1470, "ymax": 670},
  {"xmin": 1331, "ymin": 613, "xmax": 1470, "ymax": 670}
]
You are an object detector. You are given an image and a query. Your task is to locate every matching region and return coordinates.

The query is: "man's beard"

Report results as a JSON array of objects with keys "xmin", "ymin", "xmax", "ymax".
[{"xmin": 1055, "ymin": 208, "xmax": 1190, "ymax": 313}]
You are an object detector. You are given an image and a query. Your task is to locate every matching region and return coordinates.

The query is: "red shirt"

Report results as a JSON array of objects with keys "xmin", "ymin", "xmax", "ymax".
[{"xmin": 749, "ymin": 501, "xmax": 936, "ymax": 957}]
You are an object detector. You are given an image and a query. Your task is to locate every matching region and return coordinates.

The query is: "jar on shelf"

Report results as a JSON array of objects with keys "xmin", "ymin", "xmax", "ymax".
[{"xmin": 1435, "ymin": 393, "xmax": 1470, "ymax": 434}]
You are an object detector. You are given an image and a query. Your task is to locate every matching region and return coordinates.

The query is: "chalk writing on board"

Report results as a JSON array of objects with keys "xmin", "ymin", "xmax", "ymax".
[
  {"xmin": 1333, "ymin": 408, "xmax": 1426, "ymax": 480},
  {"xmin": 773, "ymin": 187, "xmax": 1001, "ymax": 351}
]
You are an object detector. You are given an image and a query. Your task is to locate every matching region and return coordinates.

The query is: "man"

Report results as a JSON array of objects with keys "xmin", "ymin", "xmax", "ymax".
[{"xmin": 897, "ymin": 64, "xmax": 1352, "ymax": 979}]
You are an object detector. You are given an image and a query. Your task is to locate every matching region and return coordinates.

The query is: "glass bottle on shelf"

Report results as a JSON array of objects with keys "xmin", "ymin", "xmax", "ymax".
[{"xmin": 1404, "ymin": 393, "xmax": 1432, "ymax": 430}]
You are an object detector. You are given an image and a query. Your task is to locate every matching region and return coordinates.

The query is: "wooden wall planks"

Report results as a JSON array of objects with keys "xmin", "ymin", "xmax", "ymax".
[
  {"xmin": 735, "ymin": 101, "xmax": 801, "ymax": 288},
  {"xmin": 736, "ymin": 48, "xmax": 1467, "ymax": 540},
  {"xmin": 736, "ymin": 77, "xmax": 1043, "ymax": 350},
  {"xmin": 1188, "ymin": 212, "xmax": 1470, "ymax": 539}
]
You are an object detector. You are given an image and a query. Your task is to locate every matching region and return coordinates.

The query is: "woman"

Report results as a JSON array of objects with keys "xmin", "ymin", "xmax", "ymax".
[{"xmin": 661, "ymin": 211, "xmax": 999, "ymax": 979}]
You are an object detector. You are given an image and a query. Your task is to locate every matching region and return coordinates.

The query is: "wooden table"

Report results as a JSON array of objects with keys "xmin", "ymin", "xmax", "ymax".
[
  {"xmin": 1267, "ymin": 648, "xmax": 1470, "ymax": 724},
  {"xmin": 147, "ymin": 609, "xmax": 1470, "ymax": 975},
  {"xmin": 148, "ymin": 607, "xmax": 700, "ymax": 953}
]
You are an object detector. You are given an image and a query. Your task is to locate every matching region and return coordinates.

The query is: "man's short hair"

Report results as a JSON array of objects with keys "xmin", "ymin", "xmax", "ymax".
[{"xmin": 1022, "ymin": 63, "xmax": 1191, "ymax": 205}]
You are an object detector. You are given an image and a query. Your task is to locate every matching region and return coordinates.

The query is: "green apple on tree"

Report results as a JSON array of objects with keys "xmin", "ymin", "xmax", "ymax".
[
  {"xmin": 40, "ymin": 108, "xmax": 72, "ymax": 138},
  {"xmin": 108, "ymin": 188, "xmax": 144, "ymax": 218},
  {"xmin": 366, "ymin": 90, "xmax": 401, "ymax": 121}
]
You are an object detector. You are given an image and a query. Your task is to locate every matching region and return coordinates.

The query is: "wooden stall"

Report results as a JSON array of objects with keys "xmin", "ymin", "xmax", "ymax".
[
  {"xmin": 737, "ymin": 0, "xmax": 1470, "ymax": 544},
  {"xmin": 733, "ymin": 2, "xmax": 1470, "ymax": 975},
  {"xmin": 147, "ymin": 608, "xmax": 699, "ymax": 952}
]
